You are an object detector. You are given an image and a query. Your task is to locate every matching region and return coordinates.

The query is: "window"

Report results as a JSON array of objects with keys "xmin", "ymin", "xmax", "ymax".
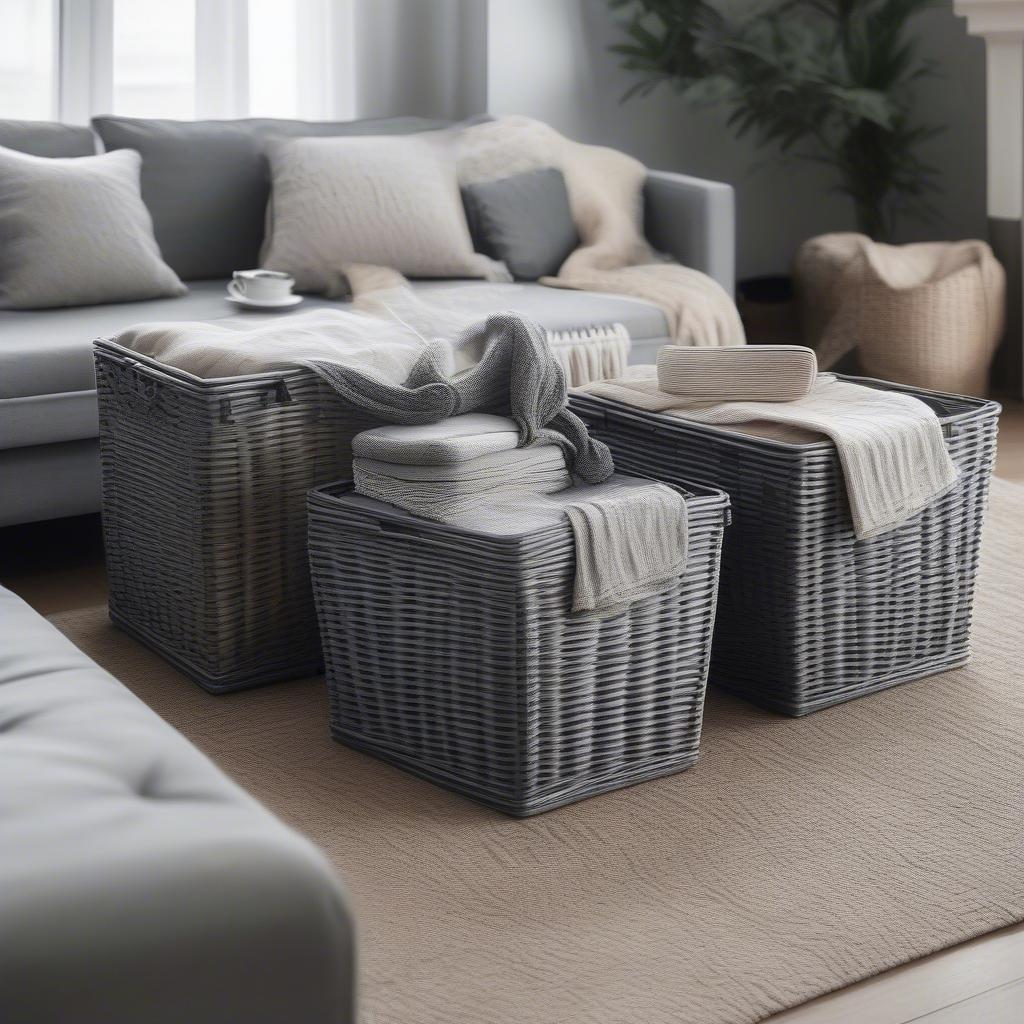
[
  {"xmin": 112, "ymin": 0, "xmax": 195, "ymax": 119},
  {"xmin": 0, "ymin": 0, "xmax": 56, "ymax": 119},
  {"xmin": 248, "ymin": 0, "xmax": 300, "ymax": 118},
  {"xmin": 0, "ymin": 0, "xmax": 352, "ymax": 124}
]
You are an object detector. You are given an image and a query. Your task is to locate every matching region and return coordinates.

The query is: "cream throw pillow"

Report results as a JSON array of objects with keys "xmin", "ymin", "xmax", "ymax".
[
  {"xmin": 261, "ymin": 134, "xmax": 508, "ymax": 295},
  {"xmin": 0, "ymin": 145, "xmax": 185, "ymax": 309}
]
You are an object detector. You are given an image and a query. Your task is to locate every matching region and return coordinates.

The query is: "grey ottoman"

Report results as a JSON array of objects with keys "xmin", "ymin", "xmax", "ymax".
[{"xmin": 0, "ymin": 586, "xmax": 354, "ymax": 1024}]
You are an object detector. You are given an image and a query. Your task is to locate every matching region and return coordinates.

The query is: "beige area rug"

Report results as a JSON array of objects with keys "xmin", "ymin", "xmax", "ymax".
[{"xmin": 51, "ymin": 479, "xmax": 1024, "ymax": 1024}]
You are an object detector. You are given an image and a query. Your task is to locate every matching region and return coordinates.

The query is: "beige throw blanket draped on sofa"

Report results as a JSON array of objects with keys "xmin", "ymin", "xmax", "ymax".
[{"xmin": 456, "ymin": 116, "xmax": 745, "ymax": 348}]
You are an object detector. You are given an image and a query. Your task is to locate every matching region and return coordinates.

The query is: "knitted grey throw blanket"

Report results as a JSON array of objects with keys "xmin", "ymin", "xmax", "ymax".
[{"xmin": 302, "ymin": 311, "xmax": 613, "ymax": 485}]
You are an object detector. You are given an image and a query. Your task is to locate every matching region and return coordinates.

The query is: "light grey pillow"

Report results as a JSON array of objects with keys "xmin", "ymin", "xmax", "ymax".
[
  {"xmin": 261, "ymin": 133, "xmax": 508, "ymax": 296},
  {"xmin": 0, "ymin": 146, "xmax": 186, "ymax": 310},
  {"xmin": 461, "ymin": 167, "xmax": 578, "ymax": 280}
]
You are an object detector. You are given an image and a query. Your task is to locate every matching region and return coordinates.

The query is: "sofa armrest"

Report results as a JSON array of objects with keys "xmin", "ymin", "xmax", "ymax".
[{"xmin": 643, "ymin": 171, "xmax": 736, "ymax": 297}]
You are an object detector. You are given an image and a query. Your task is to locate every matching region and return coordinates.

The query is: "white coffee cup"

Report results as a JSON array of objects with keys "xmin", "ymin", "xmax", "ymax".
[{"xmin": 230, "ymin": 269, "xmax": 295, "ymax": 303}]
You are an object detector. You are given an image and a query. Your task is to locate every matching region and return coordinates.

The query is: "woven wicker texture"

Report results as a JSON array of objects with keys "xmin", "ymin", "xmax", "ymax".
[
  {"xmin": 95, "ymin": 341, "xmax": 385, "ymax": 692},
  {"xmin": 570, "ymin": 377, "xmax": 999, "ymax": 716},
  {"xmin": 307, "ymin": 479, "xmax": 729, "ymax": 815},
  {"xmin": 795, "ymin": 233, "xmax": 1005, "ymax": 396}
]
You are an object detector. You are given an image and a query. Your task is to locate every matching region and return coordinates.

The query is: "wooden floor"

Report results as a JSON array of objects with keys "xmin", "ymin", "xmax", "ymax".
[{"xmin": 3, "ymin": 398, "xmax": 1024, "ymax": 1024}]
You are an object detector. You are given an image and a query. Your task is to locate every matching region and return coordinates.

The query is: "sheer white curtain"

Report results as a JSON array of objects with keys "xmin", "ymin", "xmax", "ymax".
[
  {"xmin": 0, "ymin": 0, "xmax": 57, "ymax": 119},
  {"xmin": 51, "ymin": 0, "xmax": 356, "ymax": 123},
  {"xmin": 2, "ymin": 0, "xmax": 484, "ymax": 124}
]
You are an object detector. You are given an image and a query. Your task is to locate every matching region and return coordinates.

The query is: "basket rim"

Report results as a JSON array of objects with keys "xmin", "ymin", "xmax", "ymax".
[
  {"xmin": 571, "ymin": 374, "xmax": 1000, "ymax": 455},
  {"xmin": 309, "ymin": 477, "xmax": 730, "ymax": 543},
  {"xmin": 95, "ymin": 337, "xmax": 313, "ymax": 393}
]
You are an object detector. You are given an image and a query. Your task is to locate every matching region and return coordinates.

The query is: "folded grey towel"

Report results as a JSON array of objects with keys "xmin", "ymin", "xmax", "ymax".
[
  {"xmin": 352, "ymin": 415, "xmax": 688, "ymax": 614},
  {"xmin": 656, "ymin": 345, "xmax": 817, "ymax": 402},
  {"xmin": 562, "ymin": 478, "xmax": 688, "ymax": 613}
]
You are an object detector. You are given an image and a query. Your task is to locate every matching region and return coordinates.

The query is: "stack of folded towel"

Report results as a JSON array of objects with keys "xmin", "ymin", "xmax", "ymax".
[
  {"xmin": 351, "ymin": 413, "xmax": 689, "ymax": 614},
  {"xmin": 353, "ymin": 414, "xmax": 572, "ymax": 520},
  {"xmin": 582, "ymin": 345, "xmax": 960, "ymax": 540}
]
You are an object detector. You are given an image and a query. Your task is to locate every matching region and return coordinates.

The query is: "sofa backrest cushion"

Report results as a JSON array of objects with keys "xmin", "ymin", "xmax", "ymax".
[
  {"xmin": 92, "ymin": 115, "xmax": 448, "ymax": 281},
  {"xmin": 0, "ymin": 120, "xmax": 96, "ymax": 158}
]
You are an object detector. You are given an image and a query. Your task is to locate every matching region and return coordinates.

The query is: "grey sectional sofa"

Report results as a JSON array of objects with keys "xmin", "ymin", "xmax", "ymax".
[
  {"xmin": 0, "ymin": 584, "xmax": 354, "ymax": 1024},
  {"xmin": 0, "ymin": 115, "xmax": 735, "ymax": 527}
]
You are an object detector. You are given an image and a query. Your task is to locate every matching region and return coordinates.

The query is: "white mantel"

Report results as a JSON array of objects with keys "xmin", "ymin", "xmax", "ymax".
[
  {"xmin": 956, "ymin": 0, "xmax": 1024, "ymax": 218},
  {"xmin": 956, "ymin": 0, "xmax": 1024, "ymax": 394}
]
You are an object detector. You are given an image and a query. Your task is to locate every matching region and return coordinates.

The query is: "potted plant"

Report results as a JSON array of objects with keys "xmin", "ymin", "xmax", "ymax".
[{"xmin": 609, "ymin": 0, "xmax": 941, "ymax": 342}]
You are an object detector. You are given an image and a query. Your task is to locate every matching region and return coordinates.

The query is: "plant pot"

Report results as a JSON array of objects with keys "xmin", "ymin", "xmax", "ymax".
[{"xmin": 737, "ymin": 275, "xmax": 801, "ymax": 346}]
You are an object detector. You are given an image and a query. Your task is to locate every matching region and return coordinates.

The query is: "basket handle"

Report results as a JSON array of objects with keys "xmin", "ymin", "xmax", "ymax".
[
  {"xmin": 219, "ymin": 380, "xmax": 293, "ymax": 424},
  {"xmin": 374, "ymin": 521, "xmax": 424, "ymax": 539},
  {"xmin": 117, "ymin": 357, "xmax": 162, "ymax": 402},
  {"xmin": 317, "ymin": 511, "xmax": 453, "ymax": 546}
]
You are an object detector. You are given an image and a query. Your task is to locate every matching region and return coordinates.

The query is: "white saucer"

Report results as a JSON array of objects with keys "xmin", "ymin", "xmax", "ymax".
[{"xmin": 225, "ymin": 284, "xmax": 303, "ymax": 311}]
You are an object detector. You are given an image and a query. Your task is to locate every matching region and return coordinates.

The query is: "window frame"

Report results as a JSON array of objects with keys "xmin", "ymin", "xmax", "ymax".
[{"xmin": 47, "ymin": 0, "xmax": 352, "ymax": 125}]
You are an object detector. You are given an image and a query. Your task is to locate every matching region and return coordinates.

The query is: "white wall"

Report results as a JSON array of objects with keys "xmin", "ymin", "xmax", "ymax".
[{"xmin": 486, "ymin": 0, "xmax": 988, "ymax": 278}]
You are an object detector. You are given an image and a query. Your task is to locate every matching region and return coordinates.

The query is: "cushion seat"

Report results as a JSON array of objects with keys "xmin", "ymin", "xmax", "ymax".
[
  {"xmin": 0, "ymin": 280, "xmax": 668, "ymax": 448},
  {"xmin": 0, "ymin": 585, "xmax": 354, "ymax": 1024}
]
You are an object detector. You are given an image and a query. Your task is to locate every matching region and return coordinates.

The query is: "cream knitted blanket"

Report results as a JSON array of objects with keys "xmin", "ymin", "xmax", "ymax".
[
  {"xmin": 456, "ymin": 116, "xmax": 745, "ymax": 348},
  {"xmin": 583, "ymin": 367, "xmax": 959, "ymax": 540}
]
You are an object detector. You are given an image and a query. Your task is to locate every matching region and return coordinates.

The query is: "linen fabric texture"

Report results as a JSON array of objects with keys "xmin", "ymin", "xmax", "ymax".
[
  {"xmin": 584, "ymin": 368, "xmax": 959, "ymax": 540},
  {"xmin": 0, "ymin": 146, "xmax": 185, "ymax": 310},
  {"xmin": 261, "ymin": 133, "xmax": 507, "ymax": 295}
]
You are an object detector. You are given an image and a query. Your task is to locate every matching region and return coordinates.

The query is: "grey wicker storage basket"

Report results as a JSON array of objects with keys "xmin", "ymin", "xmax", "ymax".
[
  {"xmin": 307, "ymin": 478, "xmax": 730, "ymax": 816},
  {"xmin": 94, "ymin": 339, "xmax": 384, "ymax": 692},
  {"xmin": 570, "ymin": 377, "xmax": 1000, "ymax": 716}
]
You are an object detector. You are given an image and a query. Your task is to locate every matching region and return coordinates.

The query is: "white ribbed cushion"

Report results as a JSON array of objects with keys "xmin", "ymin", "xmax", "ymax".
[
  {"xmin": 261, "ymin": 133, "xmax": 508, "ymax": 297},
  {"xmin": 656, "ymin": 345, "xmax": 817, "ymax": 402},
  {"xmin": 351, "ymin": 414, "xmax": 521, "ymax": 466}
]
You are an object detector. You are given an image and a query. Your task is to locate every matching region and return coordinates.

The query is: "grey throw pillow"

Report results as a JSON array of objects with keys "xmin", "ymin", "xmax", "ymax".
[
  {"xmin": 0, "ymin": 146, "xmax": 186, "ymax": 310},
  {"xmin": 462, "ymin": 167, "xmax": 578, "ymax": 280}
]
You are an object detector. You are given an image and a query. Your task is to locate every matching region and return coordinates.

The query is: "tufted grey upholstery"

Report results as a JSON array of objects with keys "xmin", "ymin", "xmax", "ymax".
[{"xmin": 0, "ymin": 586, "xmax": 355, "ymax": 1024}]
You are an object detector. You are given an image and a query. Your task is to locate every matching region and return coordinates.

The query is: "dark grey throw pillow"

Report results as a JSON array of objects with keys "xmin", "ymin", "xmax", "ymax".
[
  {"xmin": 461, "ymin": 167, "xmax": 578, "ymax": 281},
  {"xmin": 92, "ymin": 115, "xmax": 449, "ymax": 281}
]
